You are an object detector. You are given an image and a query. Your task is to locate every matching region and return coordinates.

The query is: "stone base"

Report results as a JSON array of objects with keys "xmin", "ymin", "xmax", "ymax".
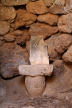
[{"xmin": 25, "ymin": 76, "xmax": 45, "ymax": 97}]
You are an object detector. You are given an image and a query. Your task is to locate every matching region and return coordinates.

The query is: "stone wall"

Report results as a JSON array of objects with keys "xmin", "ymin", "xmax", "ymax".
[
  {"xmin": 0, "ymin": 0, "xmax": 72, "ymax": 107},
  {"xmin": 0, "ymin": 0, "xmax": 72, "ymax": 80}
]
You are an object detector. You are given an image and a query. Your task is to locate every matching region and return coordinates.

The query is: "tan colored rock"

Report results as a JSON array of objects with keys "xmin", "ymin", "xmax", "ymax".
[
  {"xmin": 45, "ymin": 34, "xmax": 61, "ymax": 61},
  {"xmin": 0, "ymin": 43, "xmax": 29, "ymax": 78},
  {"xmin": 19, "ymin": 36, "xmax": 53, "ymax": 97},
  {"xmin": 0, "ymin": 40, "xmax": 5, "ymax": 46},
  {"xmin": 45, "ymin": 33, "xmax": 72, "ymax": 60},
  {"xmin": 0, "ymin": 6, "xmax": 16, "ymax": 21},
  {"xmin": 4, "ymin": 34, "xmax": 15, "ymax": 42},
  {"xmin": 26, "ymin": 0, "xmax": 48, "ymax": 14},
  {"xmin": 64, "ymin": 0, "xmax": 72, "ymax": 13},
  {"xmin": 6, "ymin": 30, "xmax": 30, "ymax": 44},
  {"xmin": 25, "ymin": 76, "xmax": 45, "ymax": 97},
  {"xmin": 0, "ymin": 78, "xmax": 6, "ymax": 97},
  {"xmin": 15, "ymin": 30, "xmax": 30, "ymax": 44},
  {"xmin": 62, "ymin": 45, "xmax": 72, "ymax": 62},
  {"xmin": 53, "ymin": 60, "xmax": 64, "ymax": 77},
  {"xmin": 0, "ymin": 36, "xmax": 3, "ymax": 40},
  {"xmin": 0, "ymin": 76, "xmax": 27, "ymax": 108},
  {"xmin": 11, "ymin": 30, "xmax": 24, "ymax": 36},
  {"xmin": 37, "ymin": 13, "xmax": 58, "ymax": 25},
  {"xmin": 58, "ymin": 13, "xmax": 72, "ymax": 33},
  {"xmin": 0, "ymin": 21, "xmax": 10, "ymax": 35},
  {"xmin": 48, "ymin": 0, "xmax": 66, "ymax": 14},
  {"xmin": 54, "ymin": 34, "xmax": 72, "ymax": 54},
  {"xmin": 13, "ymin": 9, "xmax": 37, "ymax": 29},
  {"xmin": 54, "ymin": 0, "xmax": 65, "ymax": 6},
  {"xmin": 1, "ymin": 0, "xmax": 29, "ymax": 6},
  {"xmin": 1, "ymin": 75, "xmax": 72, "ymax": 107},
  {"xmin": 43, "ymin": 0, "xmax": 55, "ymax": 7},
  {"xmin": 26, "ymin": 36, "xmax": 60, "ymax": 61},
  {"xmin": 44, "ymin": 0, "xmax": 65, "ymax": 7},
  {"xmin": 0, "ymin": 36, "xmax": 4, "ymax": 46},
  {"xmin": 48, "ymin": 5, "xmax": 66, "ymax": 14},
  {"xmin": 29, "ymin": 23, "xmax": 58, "ymax": 39}
]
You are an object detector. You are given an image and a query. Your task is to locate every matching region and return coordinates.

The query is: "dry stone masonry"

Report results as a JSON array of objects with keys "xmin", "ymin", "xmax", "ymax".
[
  {"xmin": 1, "ymin": 0, "xmax": 29, "ymax": 6},
  {"xmin": 0, "ymin": 0, "xmax": 72, "ymax": 102}
]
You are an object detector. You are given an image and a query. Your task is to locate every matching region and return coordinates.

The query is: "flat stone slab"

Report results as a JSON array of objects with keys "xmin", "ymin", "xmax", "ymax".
[{"xmin": 19, "ymin": 64, "xmax": 53, "ymax": 76}]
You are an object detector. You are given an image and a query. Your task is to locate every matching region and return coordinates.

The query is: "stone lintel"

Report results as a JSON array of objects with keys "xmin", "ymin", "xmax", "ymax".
[{"xmin": 19, "ymin": 64, "xmax": 53, "ymax": 76}]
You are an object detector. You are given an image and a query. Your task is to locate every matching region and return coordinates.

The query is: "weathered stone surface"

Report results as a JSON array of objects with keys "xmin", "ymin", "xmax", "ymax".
[
  {"xmin": 45, "ymin": 33, "xmax": 72, "ymax": 60},
  {"xmin": 58, "ymin": 13, "xmax": 72, "ymax": 33},
  {"xmin": 13, "ymin": 9, "xmax": 37, "ymax": 29},
  {"xmin": 19, "ymin": 36, "xmax": 53, "ymax": 97},
  {"xmin": 15, "ymin": 30, "xmax": 30, "ymax": 44},
  {"xmin": 54, "ymin": 34, "xmax": 72, "ymax": 54},
  {"xmin": 45, "ymin": 34, "xmax": 60, "ymax": 61},
  {"xmin": 0, "ymin": 84, "xmax": 6, "ymax": 97},
  {"xmin": 26, "ymin": 36, "xmax": 60, "ymax": 61},
  {"xmin": 0, "ymin": 75, "xmax": 72, "ymax": 107},
  {"xmin": 62, "ymin": 45, "xmax": 72, "ymax": 62},
  {"xmin": 0, "ymin": 36, "xmax": 4, "ymax": 46},
  {"xmin": 0, "ymin": 77, "xmax": 6, "ymax": 97},
  {"xmin": 26, "ymin": 0, "xmax": 48, "ymax": 14},
  {"xmin": 11, "ymin": 30, "xmax": 24, "ymax": 36},
  {"xmin": 30, "ymin": 36, "xmax": 49, "ymax": 64},
  {"xmin": 64, "ymin": 0, "xmax": 72, "ymax": 13},
  {"xmin": 26, "ymin": 34, "xmax": 70, "ymax": 62},
  {"xmin": 0, "ymin": 76, "xmax": 27, "ymax": 107},
  {"xmin": 37, "ymin": 13, "xmax": 58, "ymax": 25},
  {"xmin": 54, "ymin": 0, "xmax": 65, "ymax": 6},
  {"xmin": 4, "ymin": 34, "xmax": 15, "ymax": 42},
  {"xmin": 29, "ymin": 23, "xmax": 58, "ymax": 39},
  {"xmin": 44, "ymin": 0, "xmax": 65, "ymax": 7},
  {"xmin": 0, "ymin": 21, "xmax": 10, "ymax": 35},
  {"xmin": 19, "ymin": 64, "xmax": 53, "ymax": 76},
  {"xmin": 53, "ymin": 60, "xmax": 64, "ymax": 77},
  {"xmin": 25, "ymin": 76, "xmax": 45, "ymax": 97},
  {"xmin": 0, "ymin": 43, "xmax": 29, "ymax": 78},
  {"xmin": 0, "ymin": 40, "xmax": 5, "ymax": 46},
  {"xmin": 1, "ymin": 103, "xmax": 19, "ymax": 108},
  {"xmin": 48, "ymin": 0, "xmax": 66, "ymax": 14},
  {"xmin": 48, "ymin": 5, "xmax": 66, "ymax": 14},
  {"xmin": 4, "ymin": 30, "xmax": 30, "ymax": 44},
  {"xmin": 44, "ymin": 60, "xmax": 72, "ymax": 96},
  {"xmin": 1, "ymin": 0, "xmax": 29, "ymax": 6},
  {"xmin": 0, "ymin": 6, "xmax": 16, "ymax": 21},
  {"xmin": 43, "ymin": 0, "xmax": 55, "ymax": 7}
]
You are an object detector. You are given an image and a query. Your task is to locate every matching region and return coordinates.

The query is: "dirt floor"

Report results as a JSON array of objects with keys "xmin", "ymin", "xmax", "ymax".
[{"xmin": 0, "ymin": 76, "xmax": 72, "ymax": 108}]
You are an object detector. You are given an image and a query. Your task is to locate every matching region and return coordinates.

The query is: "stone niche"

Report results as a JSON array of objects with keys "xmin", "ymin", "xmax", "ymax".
[{"xmin": 0, "ymin": 0, "xmax": 72, "ymax": 107}]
